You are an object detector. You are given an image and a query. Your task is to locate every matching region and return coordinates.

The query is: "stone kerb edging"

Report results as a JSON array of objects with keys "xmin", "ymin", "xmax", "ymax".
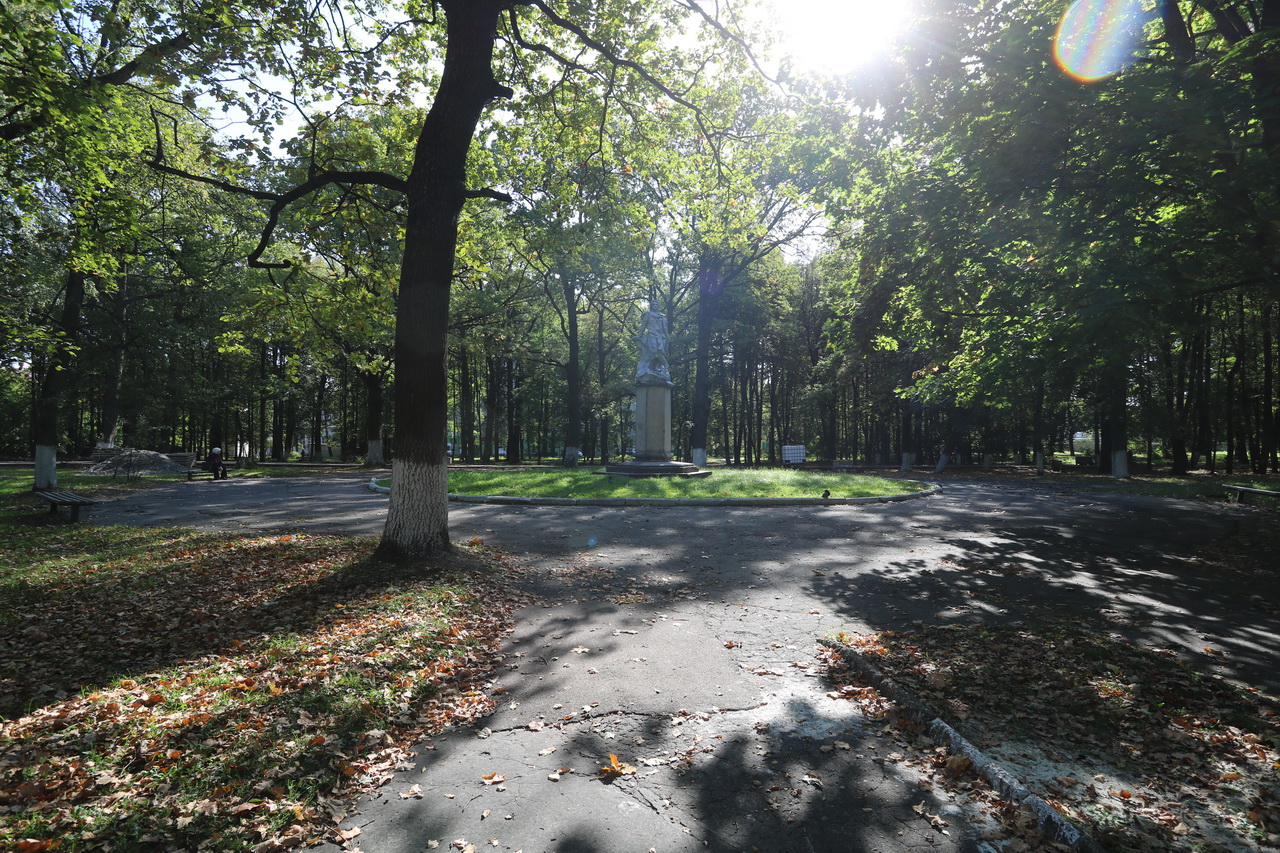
[
  {"xmin": 817, "ymin": 637, "xmax": 1105, "ymax": 853},
  {"xmin": 367, "ymin": 478, "xmax": 941, "ymax": 506}
]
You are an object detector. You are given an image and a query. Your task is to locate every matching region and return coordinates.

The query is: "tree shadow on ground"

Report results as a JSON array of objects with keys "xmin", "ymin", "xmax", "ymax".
[{"xmin": 0, "ymin": 526, "xmax": 490, "ymax": 718}]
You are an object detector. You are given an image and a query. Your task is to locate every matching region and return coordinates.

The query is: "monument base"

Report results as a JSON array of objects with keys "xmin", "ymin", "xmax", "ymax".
[{"xmin": 603, "ymin": 460, "xmax": 710, "ymax": 478}]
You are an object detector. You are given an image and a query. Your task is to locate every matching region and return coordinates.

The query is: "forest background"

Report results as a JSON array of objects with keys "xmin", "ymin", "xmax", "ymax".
[{"xmin": 4, "ymin": 0, "xmax": 1279, "ymax": 551}]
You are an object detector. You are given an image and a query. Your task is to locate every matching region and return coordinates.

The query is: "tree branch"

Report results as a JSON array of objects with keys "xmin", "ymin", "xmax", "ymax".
[
  {"xmin": 523, "ymin": 0, "xmax": 700, "ymax": 114},
  {"xmin": 670, "ymin": 0, "xmax": 783, "ymax": 89},
  {"xmin": 1, "ymin": 27, "xmax": 202, "ymax": 141},
  {"xmin": 464, "ymin": 188, "xmax": 515, "ymax": 203},
  {"xmin": 150, "ymin": 113, "xmax": 409, "ymax": 268}
]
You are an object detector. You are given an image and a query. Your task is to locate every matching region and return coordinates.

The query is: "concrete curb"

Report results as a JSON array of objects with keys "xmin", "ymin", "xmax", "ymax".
[
  {"xmin": 367, "ymin": 477, "xmax": 942, "ymax": 506},
  {"xmin": 817, "ymin": 637, "xmax": 1105, "ymax": 853}
]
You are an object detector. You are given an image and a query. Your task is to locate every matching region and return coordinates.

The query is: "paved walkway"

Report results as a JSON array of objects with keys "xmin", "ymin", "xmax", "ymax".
[{"xmin": 89, "ymin": 473, "xmax": 1277, "ymax": 853}]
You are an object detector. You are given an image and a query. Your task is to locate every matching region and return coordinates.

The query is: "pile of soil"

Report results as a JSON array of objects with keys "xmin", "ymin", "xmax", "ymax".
[{"xmin": 80, "ymin": 450, "xmax": 190, "ymax": 476}]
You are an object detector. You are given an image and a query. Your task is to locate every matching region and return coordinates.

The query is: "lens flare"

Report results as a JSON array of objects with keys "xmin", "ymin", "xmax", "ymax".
[{"xmin": 1054, "ymin": 0, "xmax": 1147, "ymax": 81}]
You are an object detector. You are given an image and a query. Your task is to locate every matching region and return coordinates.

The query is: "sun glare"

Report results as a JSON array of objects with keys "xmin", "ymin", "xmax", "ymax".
[
  {"xmin": 770, "ymin": 0, "xmax": 914, "ymax": 75},
  {"xmin": 1054, "ymin": 0, "xmax": 1146, "ymax": 81}
]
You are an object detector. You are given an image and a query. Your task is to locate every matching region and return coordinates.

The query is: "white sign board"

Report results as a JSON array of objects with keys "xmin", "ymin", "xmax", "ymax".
[{"xmin": 782, "ymin": 445, "xmax": 806, "ymax": 464}]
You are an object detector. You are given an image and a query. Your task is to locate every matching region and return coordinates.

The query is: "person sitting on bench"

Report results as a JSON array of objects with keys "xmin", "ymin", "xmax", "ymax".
[{"xmin": 206, "ymin": 447, "xmax": 228, "ymax": 480}]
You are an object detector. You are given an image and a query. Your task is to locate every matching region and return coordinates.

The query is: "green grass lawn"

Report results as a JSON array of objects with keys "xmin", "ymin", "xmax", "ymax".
[{"xmin": 428, "ymin": 468, "xmax": 930, "ymax": 499}]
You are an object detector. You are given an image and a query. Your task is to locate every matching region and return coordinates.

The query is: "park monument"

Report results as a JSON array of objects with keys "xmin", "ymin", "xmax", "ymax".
[{"xmin": 606, "ymin": 303, "xmax": 705, "ymax": 478}]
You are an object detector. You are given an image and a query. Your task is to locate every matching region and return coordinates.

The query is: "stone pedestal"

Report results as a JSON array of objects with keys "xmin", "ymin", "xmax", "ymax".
[
  {"xmin": 605, "ymin": 382, "xmax": 705, "ymax": 478},
  {"xmin": 635, "ymin": 383, "xmax": 672, "ymax": 462}
]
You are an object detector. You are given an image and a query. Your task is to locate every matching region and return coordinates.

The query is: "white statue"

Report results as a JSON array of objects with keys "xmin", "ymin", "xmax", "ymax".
[{"xmin": 635, "ymin": 302, "xmax": 671, "ymax": 385}]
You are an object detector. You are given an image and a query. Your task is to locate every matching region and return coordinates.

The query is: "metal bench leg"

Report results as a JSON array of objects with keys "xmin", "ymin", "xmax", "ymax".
[{"xmin": 69, "ymin": 505, "xmax": 80, "ymax": 521}]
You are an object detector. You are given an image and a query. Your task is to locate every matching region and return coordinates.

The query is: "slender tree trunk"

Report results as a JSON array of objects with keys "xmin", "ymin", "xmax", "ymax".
[
  {"xmin": 1265, "ymin": 302, "xmax": 1276, "ymax": 472},
  {"xmin": 96, "ymin": 275, "xmax": 130, "ymax": 449},
  {"xmin": 310, "ymin": 377, "xmax": 326, "ymax": 461},
  {"xmin": 899, "ymin": 403, "xmax": 915, "ymax": 472},
  {"xmin": 691, "ymin": 256, "xmax": 723, "ymax": 468},
  {"xmin": 378, "ymin": 0, "xmax": 510, "ymax": 560},
  {"xmin": 33, "ymin": 269, "xmax": 87, "ymax": 490},
  {"xmin": 562, "ymin": 272, "xmax": 581, "ymax": 467},
  {"xmin": 364, "ymin": 371, "xmax": 386, "ymax": 466},
  {"xmin": 482, "ymin": 356, "xmax": 500, "ymax": 461},
  {"xmin": 597, "ymin": 307, "xmax": 610, "ymax": 465},
  {"xmin": 506, "ymin": 357, "xmax": 521, "ymax": 463},
  {"xmin": 458, "ymin": 340, "xmax": 475, "ymax": 462}
]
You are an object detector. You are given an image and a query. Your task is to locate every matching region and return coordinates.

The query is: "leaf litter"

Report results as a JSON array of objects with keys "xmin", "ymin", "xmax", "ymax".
[
  {"xmin": 0, "ymin": 526, "xmax": 525, "ymax": 851},
  {"xmin": 821, "ymin": 623, "xmax": 1280, "ymax": 852}
]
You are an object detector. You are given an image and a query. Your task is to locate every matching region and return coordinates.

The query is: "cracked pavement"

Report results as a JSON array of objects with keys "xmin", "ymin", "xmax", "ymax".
[{"xmin": 90, "ymin": 471, "xmax": 1273, "ymax": 852}]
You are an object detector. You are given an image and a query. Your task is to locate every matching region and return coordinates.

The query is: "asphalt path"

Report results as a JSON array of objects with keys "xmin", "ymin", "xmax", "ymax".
[{"xmin": 88, "ymin": 472, "xmax": 1277, "ymax": 853}]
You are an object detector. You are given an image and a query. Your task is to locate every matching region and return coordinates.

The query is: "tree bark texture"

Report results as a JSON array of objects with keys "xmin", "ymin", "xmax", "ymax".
[
  {"xmin": 377, "ymin": 0, "xmax": 510, "ymax": 560},
  {"xmin": 561, "ymin": 271, "xmax": 581, "ymax": 467},
  {"xmin": 33, "ymin": 269, "xmax": 87, "ymax": 490},
  {"xmin": 691, "ymin": 257, "xmax": 723, "ymax": 467}
]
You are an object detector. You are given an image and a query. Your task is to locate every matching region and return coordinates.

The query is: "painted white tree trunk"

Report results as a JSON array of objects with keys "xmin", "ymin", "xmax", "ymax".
[
  {"xmin": 562, "ymin": 445, "xmax": 580, "ymax": 467},
  {"xmin": 34, "ymin": 445, "xmax": 57, "ymax": 491},
  {"xmin": 1034, "ymin": 451, "xmax": 1045, "ymax": 474},
  {"xmin": 1112, "ymin": 449, "xmax": 1130, "ymax": 479},
  {"xmin": 382, "ymin": 458, "xmax": 450, "ymax": 553},
  {"xmin": 366, "ymin": 439, "xmax": 385, "ymax": 467},
  {"xmin": 982, "ymin": 453, "xmax": 993, "ymax": 471},
  {"xmin": 934, "ymin": 453, "xmax": 950, "ymax": 475},
  {"xmin": 692, "ymin": 448, "xmax": 707, "ymax": 468},
  {"xmin": 899, "ymin": 451, "xmax": 915, "ymax": 473}
]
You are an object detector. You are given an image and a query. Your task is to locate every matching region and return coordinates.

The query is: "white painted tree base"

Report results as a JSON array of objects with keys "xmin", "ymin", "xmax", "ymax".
[
  {"xmin": 35, "ymin": 444, "xmax": 57, "ymax": 490},
  {"xmin": 381, "ymin": 458, "xmax": 450, "ymax": 556}
]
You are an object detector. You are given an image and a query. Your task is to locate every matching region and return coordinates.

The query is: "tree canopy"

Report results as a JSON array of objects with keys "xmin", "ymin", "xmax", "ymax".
[{"xmin": 4, "ymin": 0, "xmax": 1280, "ymax": 556}]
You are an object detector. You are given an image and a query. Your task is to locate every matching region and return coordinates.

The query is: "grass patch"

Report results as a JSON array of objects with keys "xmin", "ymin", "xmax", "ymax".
[
  {"xmin": 1069, "ymin": 474, "xmax": 1280, "ymax": 502},
  {"xmin": 422, "ymin": 468, "xmax": 928, "ymax": 499},
  {"xmin": 0, "ymin": 479, "xmax": 523, "ymax": 851}
]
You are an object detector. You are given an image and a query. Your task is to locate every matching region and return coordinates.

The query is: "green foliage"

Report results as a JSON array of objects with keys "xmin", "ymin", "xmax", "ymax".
[{"xmin": 436, "ymin": 468, "xmax": 927, "ymax": 499}]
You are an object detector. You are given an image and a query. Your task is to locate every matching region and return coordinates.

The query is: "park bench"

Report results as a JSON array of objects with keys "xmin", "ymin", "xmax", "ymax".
[
  {"xmin": 165, "ymin": 452, "xmax": 234, "ymax": 480},
  {"xmin": 1223, "ymin": 485, "xmax": 1280, "ymax": 504},
  {"xmin": 34, "ymin": 490, "xmax": 99, "ymax": 522}
]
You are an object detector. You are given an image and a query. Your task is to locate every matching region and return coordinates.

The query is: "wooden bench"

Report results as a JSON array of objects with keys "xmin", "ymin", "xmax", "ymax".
[
  {"xmin": 1224, "ymin": 485, "xmax": 1280, "ymax": 504},
  {"xmin": 34, "ymin": 491, "xmax": 100, "ymax": 521},
  {"xmin": 166, "ymin": 452, "xmax": 234, "ymax": 480},
  {"xmin": 185, "ymin": 460, "xmax": 236, "ymax": 480}
]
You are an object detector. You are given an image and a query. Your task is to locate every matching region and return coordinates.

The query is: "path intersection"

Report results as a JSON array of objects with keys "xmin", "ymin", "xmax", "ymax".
[{"xmin": 92, "ymin": 472, "xmax": 1275, "ymax": 852}]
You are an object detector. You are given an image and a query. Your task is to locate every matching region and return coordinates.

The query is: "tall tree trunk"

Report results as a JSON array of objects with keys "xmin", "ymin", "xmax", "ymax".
[
  {"xmin": 597, "ymin": 307, "xmax": 610, "ymax": 466},
  {"xmin": 1265, "ymin": 302, "xmax": 1276, "ymax": 472},
  {"xmin": 899, "ymin": 402, "xmax": 915, "ymax": 472},
  {"xmin": 310, "ymin": 376, "xmax": 326, "ymax": 461},
  {"xmin": 482, "ymin": 356, "xmax": 500, "ymax": 461},
  {"xmin": 378, "ymin": 0, "xmax": 510, "ymax": 560},
  {"xmin": 96, "ymin": 275, "xmax": 129, "ymax": 449},
  {"xmin": 364, "ymin": 371, "xmax": 386, "ymax": 466},
  {"xmin": 458, "ymin": 339, "xmax": 475, "ymax": 462},
  {"xmin": 561, "ymin": 271, "xmax": 581, "ymax": 467},
  {"xmin": 691, "ymin": 256, "xmax": 723, "ymax": 467},
  {"xmin": 33, "ymin": 269, "xmax": 87, "ymax": 490},
  {"xmin": 506, "ymin": 356, "xmax": 522, "ymax": 463}
]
